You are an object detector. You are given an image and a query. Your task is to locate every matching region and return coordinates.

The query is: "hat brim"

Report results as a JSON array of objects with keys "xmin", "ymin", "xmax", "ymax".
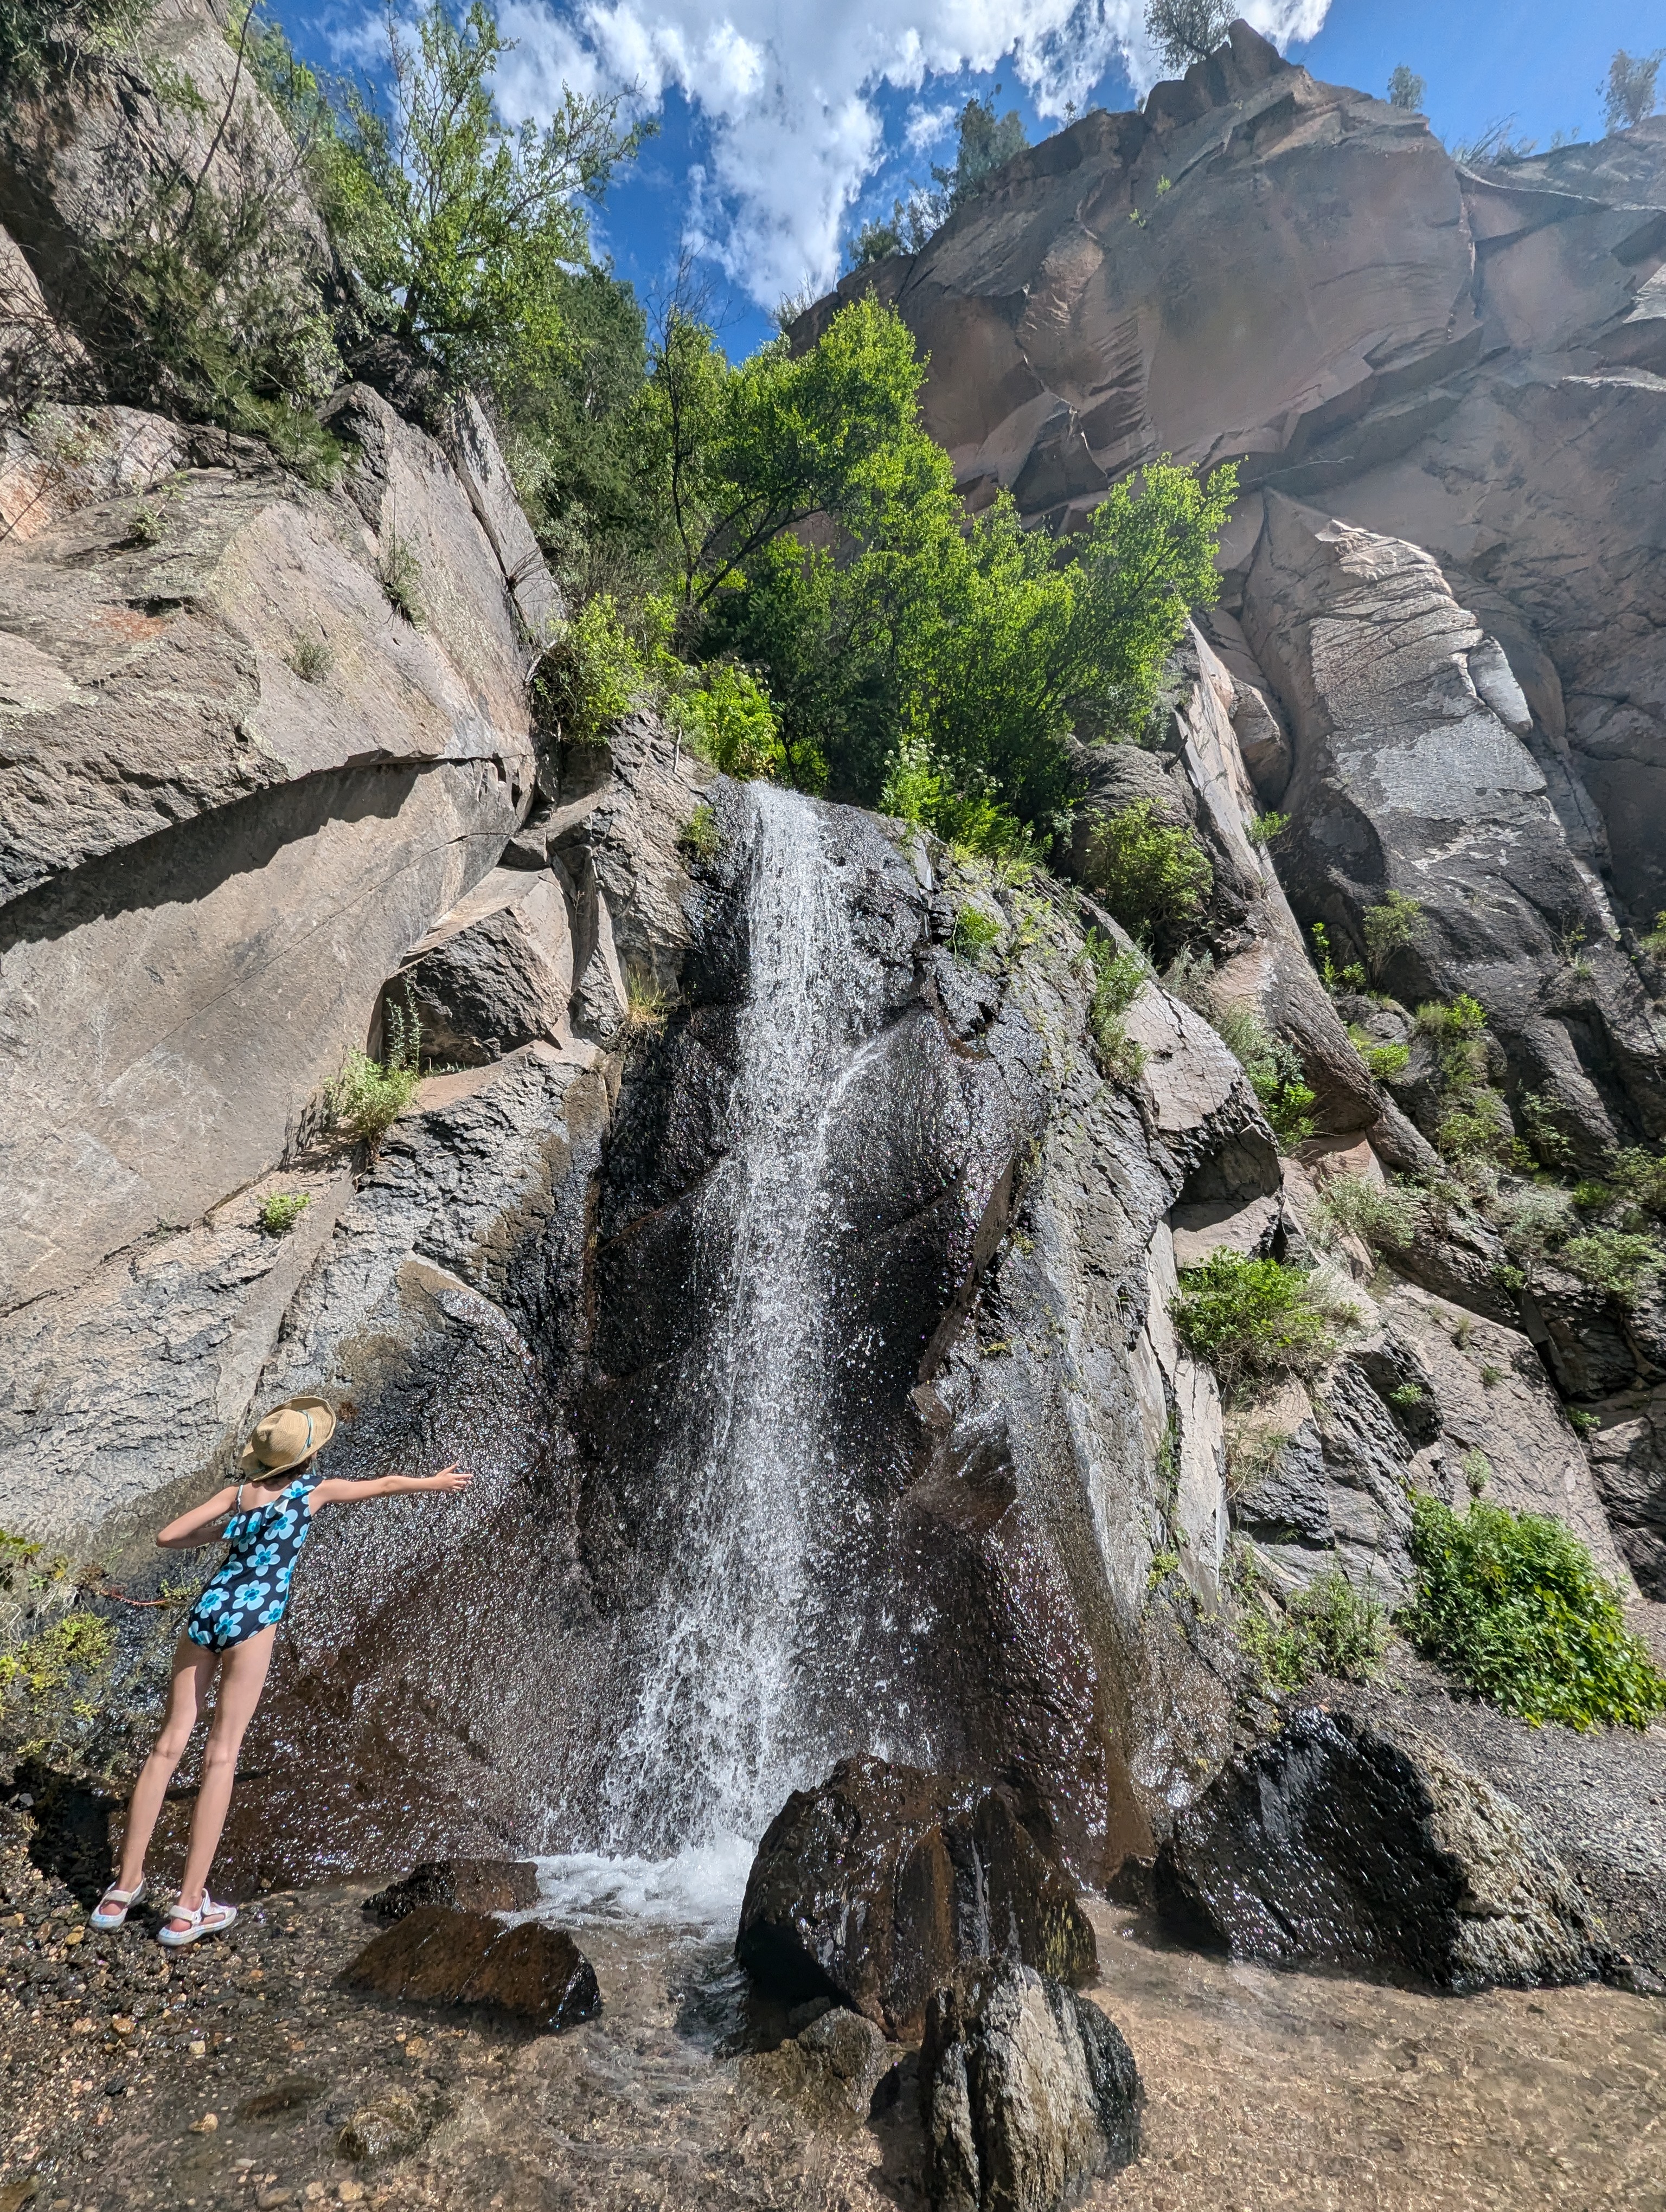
[{"xmin": 238, "ymin": 1396, "xmax": 337, "ymax": 1475}]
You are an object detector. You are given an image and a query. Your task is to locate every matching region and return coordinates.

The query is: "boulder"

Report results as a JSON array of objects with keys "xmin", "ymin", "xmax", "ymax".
[
  {"xmin": 1155, "ymin": 1708, "xmax": 1614, "ymax": 1991},
  {"xmin": 342, "ymin": 1904, "xmax": 600, "ymax": 2030},
  {"xmin": 393, "ymin": 867, "xmax": 574, "ymax": 1064},
  {"xmin": 739, "ymin": 2003, "xmax": 894, "ymax": 2126},
  {"xmin": 1586, "ymin": 1387, "xmax": 1666, "ymax": 1598},
  {"xmin": 919, "ymin": 1961, "xmax": 1141, "ymax": 2212},
  {"xmin": 736, "ymin": 1757, "xmax": 1097, "ymax": 2040},
  {"xmin": 364, "ymin": 1857, "xmax": 540, "ymax": 1921}
]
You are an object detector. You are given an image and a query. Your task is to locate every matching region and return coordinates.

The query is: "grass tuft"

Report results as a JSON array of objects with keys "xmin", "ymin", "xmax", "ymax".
[{"xmin": 1171, "ymin": 1250, "xmax": 1364, "ymax": 1401}]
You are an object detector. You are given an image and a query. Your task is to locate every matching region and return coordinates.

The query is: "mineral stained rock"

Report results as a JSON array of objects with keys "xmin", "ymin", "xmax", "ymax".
[
  {"xmin": 919, "ymin": 1960, "xmax": 1142, "ymax": 2212},
  {"xmin": 1155, "ymin": 1708, "xmax": 1615, "ymax": 1990},
  {"xmin": 363, "ymin": 1859, "xmax": 541, "ymax": 1922},
  {"xmin": 736, "ymin": 1757, "xmax": 1098, "ymax": 2040}
]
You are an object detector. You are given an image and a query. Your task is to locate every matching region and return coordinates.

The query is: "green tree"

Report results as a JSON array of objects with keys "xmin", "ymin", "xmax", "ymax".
[
  {"xmin": 1145, "ymin": 0, "xmax": 1233, "ymax": 74},
  {"xmin": 326, "ymin": 1, "xmax": 643, "ymax": 398},
  {"xmin": 1604, "ymin": 49, "xmax": 1663, "ymax": 132},
  {"xmin": 932, "ymin": 93, "xmax": 1028, "ymax": 209},
  {"xmin": 1387, "ymin": 65, "xmax": 1426, "ymax": 112}
]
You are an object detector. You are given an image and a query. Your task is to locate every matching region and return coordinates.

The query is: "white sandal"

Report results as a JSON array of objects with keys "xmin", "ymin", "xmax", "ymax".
[
  {"xmin": 89, "ymin": 1879, "xmax": 146, "ymax": 1931},
  {"xmin": 158, "ymin": 1893, "xmax": 238, "ymax": 1947}
]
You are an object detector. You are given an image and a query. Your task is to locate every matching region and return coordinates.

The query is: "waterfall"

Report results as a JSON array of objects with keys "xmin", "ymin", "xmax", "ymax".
[{"xmin": 599, "ymin": 783, "xmax": 879, "ymax": 1854}]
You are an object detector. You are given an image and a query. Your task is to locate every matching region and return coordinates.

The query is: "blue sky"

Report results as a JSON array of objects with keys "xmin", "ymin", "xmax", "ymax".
[{"xmin": 285, "ymin": 1, "xmax": 1664, "ymax": 358}]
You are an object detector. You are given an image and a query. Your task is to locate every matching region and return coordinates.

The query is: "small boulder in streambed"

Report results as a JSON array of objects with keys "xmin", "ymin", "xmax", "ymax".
[
  {"xmin": 919, "ymin": 1960, "xmax": 1142, "ymax": 2212},
  {"xmin": 736, "ymin": 1756, "xmax": 1097, "ymax": 2040},
  {"xmin": 364, "ymin": 1858, "xmax": 540, "ymax": 1921},
  {"xmin": 1154, "ymin": 1708, "xmax": 1615, "ymax": 1991},
  {"xmin": 342, "ymin": 1905, "xmax": 600, "ymax": 2030}
]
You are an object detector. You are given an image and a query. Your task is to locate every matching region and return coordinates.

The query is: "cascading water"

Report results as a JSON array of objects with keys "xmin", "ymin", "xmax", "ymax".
[{"xmin": 599, "ymin": 782, "xmax": 883, "ymax": 1856}]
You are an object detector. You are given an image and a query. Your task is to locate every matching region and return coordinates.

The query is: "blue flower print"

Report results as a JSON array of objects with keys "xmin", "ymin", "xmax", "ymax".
[{"xmin": 185, "ymin": 1467, "xmax": 322, "ymax": 1651}]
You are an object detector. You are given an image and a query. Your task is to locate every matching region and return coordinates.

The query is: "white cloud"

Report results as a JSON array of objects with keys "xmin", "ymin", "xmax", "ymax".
[{"xmin": 491, "ymin": 1, "xmax": 1333, "ymax": 309}]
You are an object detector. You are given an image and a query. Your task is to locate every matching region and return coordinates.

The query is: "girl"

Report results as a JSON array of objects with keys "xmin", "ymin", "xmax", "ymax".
[{"xmin": 89, "ymin": 1396, "xmax": 471, "ymax": 1946}]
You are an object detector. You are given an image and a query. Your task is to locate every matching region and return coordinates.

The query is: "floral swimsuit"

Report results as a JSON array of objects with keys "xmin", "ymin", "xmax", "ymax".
[{"xmin": 185, "ymin": 1469, "xmax": 321, "ymax": 1651}]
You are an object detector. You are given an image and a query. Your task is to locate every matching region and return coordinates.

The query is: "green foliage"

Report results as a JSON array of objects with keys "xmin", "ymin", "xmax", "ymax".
[
  {"xmin": 1388, "ymin": 65, "xmax": 1426, "ymax": 112},
  {"xmin": 258, "ymin": 1191, "xmax": 311, "ymax": 1237},
  {"xmin": 0, "ymin": 0, "xmax": 152, "ymax": 91},
  {"xmin": 930, "ymin": 93, "xmax": 1028, "ymax": 210},
  {"xmin": 1416, "ymin": 993, "xmax": 1490, "ymax": 1080},
  {"xmin": 1560, "ymin": 1227, "xmax": 1664, "ymax": 1309},
  {"xmin": 1460, "ymin": 1448, "xmax": 1491, "ymax": 1497},
  {"xmin": 327, "ymin": 994, "xmax": 421, "ymax": 1155},
  {"xmin": 1082, "ymin": 933, "xmax": 1149, "ymax": 1084},
  {"xmin": 1312, "ymin": 1170, "xmax": 1424, "ymax": 1252},
  {"xmin": 680, "ymin": 663, "xmax": 791, "ymax": 782},
  {"xmin": 1209, "ymin": 1005, "xmax": 1315, "ymax": 1143},
  {"xmin": 1437, "ymin": 1088, "xmax": 1516, "ymax": 1169},
  {"xmin": 951, "ymin": 902, "xmax": 1004, "ymax": 963},
  {"xmin": 1171, "ymin": 1250, "xmax": 1361, "ymax": 1400},
  {"xmin": 323, "ymin": 1, "xmax": 642, "ymax": 402},
  {"xmin": 1362, "ymin": 889, "xmax": 1425, "ymax": 970},
  {"xmin": 621, "ymin": 971, "xmax": 674, "ymax": 1037},
  {"xmin": 1309, "ymin": 921, "xmax": 1365, "ymax": 996},
  {"xmin": 1404, "ymin": 1492, "xmax": 1666, "ymax": 1729},
  {"xmin": 539, "ymin": 593, "xmax": 642, "ymax": 745},
  {"xmin": 1239, "ymin": 1570, "xmax": 1390, "ymax": 1693},
  {"xmin": 1604, "ymin": 49, "xmax": 1662, "ymax": 133},
  {"xmin": 1569, "ymin": 1409, "xmax": 1600, "ymax": 1438},
  {"xmin": 1349, "ymin": 1028, "xmax": 1411, "ymax": 1082},
  {"xmin": 1245, "ymin": 810, "xmax": 1289, "ymax": 846},
  {"xmin": 290, "ymin": 633, "xmax": 332, "ymax": 683},
  {"xmin": 1607, "ymin": 1147, "xmax": 1666, "ymax": 1220},
  {"xmin": 0, "ymin": 1612, "xmax": 115, "ymax": 1708},
  {"xmin": 1145, "ymin": 0, "xmax": 1232, "ymax": 73},
  {"xmin": 1640, "ymin": 910, "xmax": 1666, "ymax": 959},
  {"xmin": 1081, "ymin": 800, "xmax": 1212, "ymax": 938},
  {"xmin": 677, "ymin": 802, "xmax": 720, "ymax": 860},
  {"xmin": 377, "ymin": 530, "xmax": 424, "ymax": 626},
  {"xmin": 1514, "ymin": 1088, "xmax": 1575, "ymax": 1172}
]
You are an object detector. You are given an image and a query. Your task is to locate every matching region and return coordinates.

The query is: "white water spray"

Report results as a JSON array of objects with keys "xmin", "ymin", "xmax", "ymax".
[{"xmin": 600, "ymin": 784, "xmax": 877, "ymax": 1853}]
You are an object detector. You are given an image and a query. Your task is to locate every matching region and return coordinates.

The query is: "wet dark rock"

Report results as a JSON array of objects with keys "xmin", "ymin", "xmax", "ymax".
[
  {"xmin": 364, "ymin": 1859, "xmax": 540, "ymax": 1922},
  {"xmin": 236, "ymin": 2074, "xmax": 325, "ymax": 2121},
  {"xmin": 342, "ymin": 1905, "xmax": 600, "ymax": 2031},
  {"xmin": 919, "ymin": 1960, "xmax": 1142, "ymax": 2212},
  {"xmin": 736, "ymin": 1757, "xmax": 1097, "ymax": 2040},
  {"xmin": 1155, "ymin": 1709, "xmax": 1614, "ymax": 1991}
]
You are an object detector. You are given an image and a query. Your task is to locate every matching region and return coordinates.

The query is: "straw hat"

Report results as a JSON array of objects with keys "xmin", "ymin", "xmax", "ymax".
[{"xmin": 238, "ymin": 1397, "xmax": 336, "ymax": 1476}]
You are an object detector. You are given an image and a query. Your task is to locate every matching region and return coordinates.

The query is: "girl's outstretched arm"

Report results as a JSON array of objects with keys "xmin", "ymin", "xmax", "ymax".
[
  {"xmin": 311, "ymin": 1464, "xmax": 472, "ymax": 1506},
  {"xmin": 156, "ymin": 1486, "xmax": 241, "ymax": 1550}
]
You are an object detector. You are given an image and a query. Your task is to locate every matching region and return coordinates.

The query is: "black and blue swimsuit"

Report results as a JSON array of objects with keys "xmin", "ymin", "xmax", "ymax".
[{"xmin": 185, "ymin": 1470, "xmax": 321, "ymax": 1651}]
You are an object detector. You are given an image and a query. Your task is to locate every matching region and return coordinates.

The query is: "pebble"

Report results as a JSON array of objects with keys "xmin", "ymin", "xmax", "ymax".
[
  {"xmin": 189, "ymin": 2112, "xmax": 218, "ymax": 2134},
  {"xmin": 256, "ymin": 2192, "xmax": 293, "ymax": 2209},
  {"xmin": 189, "ymin": 2038, "xmax": 208, "ymax": 2056},
  {"xmin": 335, "ymin": 2187, "xmax": 366, "ymax": 2204}
]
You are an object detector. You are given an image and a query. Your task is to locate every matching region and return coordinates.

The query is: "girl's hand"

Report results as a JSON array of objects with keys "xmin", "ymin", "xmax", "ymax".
[{"xmin": 428, "ymin": 1464, "xmax": 472, "ymax": 1493}]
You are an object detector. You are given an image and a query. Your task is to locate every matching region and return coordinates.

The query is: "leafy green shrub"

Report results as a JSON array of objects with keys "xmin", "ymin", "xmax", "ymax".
[
  {"xmin": 1560, "ymin": 1227, "xmax": 1664, "ymax": 1308},
  {"xmin": 1362, "ymin": 889, "xmax": 1425, "ymax": 969},
  {"xmin": 328, "ymin": 995, "xmax": 421, "ymax": 1156},
  {"xmin": 1514, "ymin": 1088, "xmax": 1575, "ymax": 1172},
  {"xmin": 1313, "ymin": 1170, "xmax": 1423, "ymax": 1252},
  {"xmin": 1239, "ymin": 1570, "xmax": 1389, "ymax": 1691},
  {"xmin": 681, "ymin": 663, "xmax": 789, "ymax": 781},
  {"xmin": 1437, "ymin": 1088, "xmax": 1516, "ymax": 1168},
  {"xmin": 540, "ymin": 594, "xmax": 642, "ymax": 746},
  {"xmin": 1209, "ymin": 1005, "xmax": 1315, "ymax": 1143},
  {"xmin": 1608, "ymin": 1146, "xmax": 1666, "ymax": 1219},
  {"xmin": 258, "ymin": 1191, "xmax": 311, "ymax": 1237},
  {"xmin": 1403, "ymin": 1492, "xmax": 1666, "ymax": 1729},
  {"xmin": 1640, "ymin": 910, "xmax": 1666, "ymax": 959},
  {"xmin": 1246, "ymin": 810, "xmax": 1289, "ymax": 846},
  {"xmin": 0, "ymin": 0, "xmax": 152, "ymax": 84},
  {"xmin": 1347, "ymin": 1025, "xmax": 1411, "ymax": 1082},
  {"xmin": 1171, "ymin": 1251, "xmax": 1362, "ymax": 1399},
  {"xmin": 1460, "ymin": 1448, "xmax": 1491, "ymax": 1496},
  {"xmin": 1415, "ymin": 994, "xmax": 1490, "ymax": 1085},
  {"xmin": 1309, "ymin": 920, "xmax": 1365, "ymax": 996},
  {"xmin": 1081, "ymin": 930, "xmax": 1148, "ymax": 1083},
  {"xmin": 1081, "ymin": 800, "xmax": 1212, "ymax": 937},
  {"xmin": 677, "ymin": 802, "xmax": 720, "ymax": 859},
  {"xmin": 951, "ymin": 902, "xmax": 1003, "ymax": 962}
]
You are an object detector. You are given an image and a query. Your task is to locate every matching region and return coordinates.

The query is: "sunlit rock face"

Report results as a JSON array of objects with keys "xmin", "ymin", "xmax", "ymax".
[{"xmin": 799, "ymin": 28, "xmax": 1666, "ymax": 937}]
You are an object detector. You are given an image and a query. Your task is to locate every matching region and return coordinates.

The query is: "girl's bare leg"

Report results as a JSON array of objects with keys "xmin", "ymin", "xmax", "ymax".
[
  {"xmin": 170, "ymin": 1625, "xmax": 276, "ymax": 1924},
  {"xmin": 114, "ymin": 1636, "xmax": 217, "ymax": 1894}
]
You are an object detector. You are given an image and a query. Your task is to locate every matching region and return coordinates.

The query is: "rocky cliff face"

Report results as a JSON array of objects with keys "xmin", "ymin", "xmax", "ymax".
[{"xmin": 2, "ymin": 4, "xmax": 1663, "ymax": 1978}]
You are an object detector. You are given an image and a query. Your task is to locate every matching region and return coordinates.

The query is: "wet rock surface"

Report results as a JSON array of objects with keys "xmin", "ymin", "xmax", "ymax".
[
  {"xmin": 920, "ymin": 1960, "xmax": 1141, "ymax": 2211},
  {"xmin": 342, "ymin": 1906, "xmax": 600, "ymax": 2031},
  {"xmin": 363, "ymin": 1861, "xmax": 539, "ymax": 1922},
  {"xmin": 737, "ymin": 1757, "xmax": 1098, "ymax": 2040},
  {"xmin": 1155, "ymin": 1708, "xmax": 1616, "ymax": 1991}
]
